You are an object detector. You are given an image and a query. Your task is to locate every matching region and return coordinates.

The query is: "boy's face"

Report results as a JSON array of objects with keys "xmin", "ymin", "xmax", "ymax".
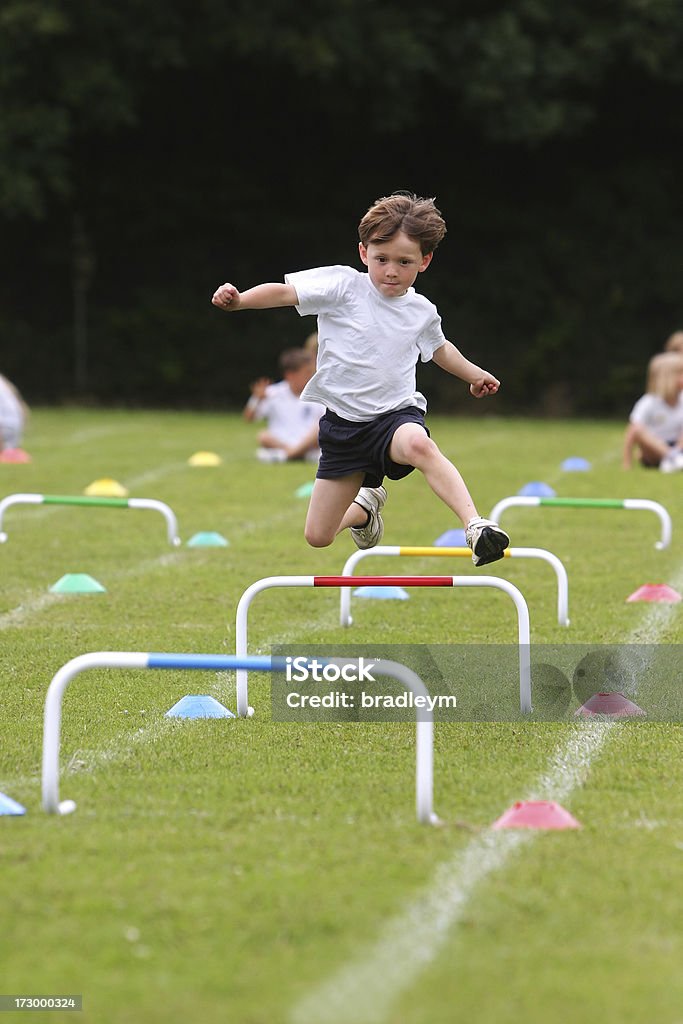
[
  {"xmin": 359, "ymin": 230, "xmax": 432, "ymax": 299},
  {"xmin": 285, "ymin": 360, "xmax": 315, "ymax": 395}
]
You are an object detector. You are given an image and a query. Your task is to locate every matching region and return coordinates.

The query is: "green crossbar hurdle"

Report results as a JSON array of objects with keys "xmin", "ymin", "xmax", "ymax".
[
  {"xmin": 235, "ymin": 575, "xmax": 532, "ymax": 718},
  {"xmin": 41, "ymin": 652, "xmax": 439, "ymax": 824},
  {"xmin": 0, "ymin": 492, "xmax": 181, "ymax": 546},
  {"xmin": 338, "ymin": 545, "xmax": 569, "ymax": 627},
  {"xmin": 489, "ymin": 496, "xmax": 672, "ymax": 550}
]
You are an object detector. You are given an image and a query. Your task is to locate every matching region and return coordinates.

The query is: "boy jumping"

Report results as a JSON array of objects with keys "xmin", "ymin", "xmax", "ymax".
[{"xmin": 212, "ymin": 191, "xmax": 509, "ymax": 565}]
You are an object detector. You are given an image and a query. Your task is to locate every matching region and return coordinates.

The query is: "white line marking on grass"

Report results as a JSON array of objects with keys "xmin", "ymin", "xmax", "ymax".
[
  {"xmin": 0, "ymin": 551, "xmax": 184, "ymax": 630},
  {"xmin": 125, "ymin": 463, "xmax": 188, "ymax": 489},
  {"xmin": 0, "ymin": 591, "xmax": 61, "ymax": 629},
  {"xmin": 289, "ymin": 567, "xmax": 683, "ymax": 1024},
  {"xmin": 0, "ymin": 683, "xmax": 177, "ymax": 797},
  {"xmin": 288, "ymin": 727, "xmax": 606, "ymax": 1024},
  {"xmin": 64, "ymin": 425, "xmax": 134, "ymax": 444},
  {"xmin": 293, "ymin": 828, "xmax": 535, "ymax": 1024},
  {"xmin": 66, "ymin": 717, "xmax": 173, "ymax": 775}
]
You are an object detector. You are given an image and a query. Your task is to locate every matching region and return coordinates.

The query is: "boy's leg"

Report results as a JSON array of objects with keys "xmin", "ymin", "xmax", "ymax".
[
  {"xmin": 255, "ymin": 429, "xmax": 287, "ymax": 462},
  {"xmin": 630, "ymin": 425, "xmax": 670, "ymax": 467},
  {"xmin": 388, "ymin": 422, "xmax": 509, "ymax": 565},
  {"xmin": 388, "ymin": 423, "xmax": 477, "ymax": 522},
  {"xmin": 304, "ymin": 473, "xmax": 367, "ymax": 548},
  {"xmin": 257, "ymin": 429, "xmax": 286, "ymax": 449},
  {"xmin": 282, "ymin": 423, "xmax": 321, "ymax": 462}
]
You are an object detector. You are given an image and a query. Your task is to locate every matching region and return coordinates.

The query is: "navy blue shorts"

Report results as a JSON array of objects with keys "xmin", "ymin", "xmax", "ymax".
[{"xmin": 317, "ymin": 406, "xmax": 430, "ymax": 488}]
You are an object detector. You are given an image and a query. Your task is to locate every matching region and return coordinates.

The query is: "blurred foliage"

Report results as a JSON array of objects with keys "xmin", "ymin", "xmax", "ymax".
[{"xmin": 0, "ymin": 0, "xmax": 682, "ymax": 413}]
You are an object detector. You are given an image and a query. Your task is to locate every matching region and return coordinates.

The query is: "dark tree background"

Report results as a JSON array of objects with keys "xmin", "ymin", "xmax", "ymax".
[{"xmin": 1, "ymin": 0, "xmax": 682, "ymax": 415}]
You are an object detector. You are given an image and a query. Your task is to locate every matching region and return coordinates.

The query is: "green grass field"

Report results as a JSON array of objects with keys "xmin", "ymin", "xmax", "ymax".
[{"xmin": 1, "ymin": 408, "xmax": 681, "ymax": 1024}]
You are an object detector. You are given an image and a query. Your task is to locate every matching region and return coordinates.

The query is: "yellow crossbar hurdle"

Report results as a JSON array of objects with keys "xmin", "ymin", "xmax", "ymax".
[{"xmin": 339, "ymin": 545, "xmax": 569, "ymax": 627}]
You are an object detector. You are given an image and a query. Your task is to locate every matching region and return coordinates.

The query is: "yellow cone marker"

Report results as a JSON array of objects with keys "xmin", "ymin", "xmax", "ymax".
[
  {"xmin": 84, "ymin": 478, "xmax": 129, "ymax": 497},
  {"xmin": 188, "ymin": 451, "xmax": 222, "ymax": 466}
]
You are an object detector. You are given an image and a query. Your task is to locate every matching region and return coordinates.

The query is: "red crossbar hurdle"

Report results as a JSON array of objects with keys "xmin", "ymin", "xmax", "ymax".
[{"xmin": 234, "ymin": 575, "xmax": 532, "ymax": 718}]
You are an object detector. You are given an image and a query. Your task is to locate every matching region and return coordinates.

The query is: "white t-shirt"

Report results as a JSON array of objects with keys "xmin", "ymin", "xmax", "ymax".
[
  {"xmin": 254, "ymin": 379, "xmax": 324, "ymax": 446},
  {"xmin": 285, "ymin": 265, "xmax": 447, "ymax": 421},
  {"xmin": 629, "ymin": 392, "xmax": 683, "ymax": 444},
  {"xmin": 0, "ymin": 375, "xmax": 24, "ymax": 448}
]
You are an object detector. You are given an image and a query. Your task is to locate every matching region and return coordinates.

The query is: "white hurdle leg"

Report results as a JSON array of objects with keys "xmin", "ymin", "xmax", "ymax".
[{"xmin": 42, "ymin": 652, "xmax": 148, "ymax": 814}]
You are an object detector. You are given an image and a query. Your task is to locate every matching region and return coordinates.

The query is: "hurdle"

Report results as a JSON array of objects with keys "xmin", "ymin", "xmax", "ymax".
[
  {"xmin": 41, "ymin": 652, "xmax": 439, "ymax": 824},
  {"xmin": 489, "ymin": 496, "xmax": 672, "ymax": 550},
  {"xmin": 0, "ymin": 492, "xmax": 181, "ymax": 546},
  {"xmin": 235, "ymin": 575, "xmax": 532, "ymax": 717},
  {"xmin": 338, "ymin": 546, "xmax": 569, "ymax": 627}
]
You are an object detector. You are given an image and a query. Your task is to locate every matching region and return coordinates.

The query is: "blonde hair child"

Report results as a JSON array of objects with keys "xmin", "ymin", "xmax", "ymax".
[{"xmin": 622, "ymin": 351, "xmax": 683, "ymax": 471}]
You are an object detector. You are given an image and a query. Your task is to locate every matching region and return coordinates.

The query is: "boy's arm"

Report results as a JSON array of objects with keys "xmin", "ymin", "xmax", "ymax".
[
  {"xmin": 243, "ymin": 377, "xmax": 272, "ymax": 421},
  {"xmin": 212, "ymin": 282, "xmax": 299, "ymax": 311},
  {"xmin": 432, "ymin": 341, "xmax": 500, "ymax": 397},
  {"xmin": 622, "ymin": 422, "xmax": 637, "ymax": 469},
  {"xmin": 284, "ymin": 422, "xmax": 320, "ymax": 461}
]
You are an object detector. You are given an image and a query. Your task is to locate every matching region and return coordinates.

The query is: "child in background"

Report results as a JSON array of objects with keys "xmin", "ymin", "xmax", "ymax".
[
  {"xmin": 243, "ymin": 347, "xmax": 324, "ymax": 463},
  {"xmin": 664, "ymin": 330, "xmax": 683, "ymax": 355},
  {"xmin": 623, "ymin": 351, "xmax": 683, "ymax": 472},
  {"xmin": 0, "ymin": 373, "xmax": 30, "ymax": 460},
  {"xmin": 215, "ymin": 191, "xmax": 509, "ymax": 564}
]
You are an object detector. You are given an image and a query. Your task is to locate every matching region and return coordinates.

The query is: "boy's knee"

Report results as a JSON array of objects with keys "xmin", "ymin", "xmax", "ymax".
[
  {"xmin": 304, "ymin": 524, "xmax": 335, "ymax": 548},
  {"xmin": 403, "ymin": 431, "xmax": 438, "ymax": 462}
]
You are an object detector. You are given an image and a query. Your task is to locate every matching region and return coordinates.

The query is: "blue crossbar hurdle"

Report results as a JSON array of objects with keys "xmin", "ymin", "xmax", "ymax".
[{"xmin": 42, "ymin": 652, "xmax": 439, "ymax": 824}]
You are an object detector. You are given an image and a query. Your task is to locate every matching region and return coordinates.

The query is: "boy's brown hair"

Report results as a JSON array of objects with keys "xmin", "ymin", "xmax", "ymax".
[
  {"xmin": 279, "ymin": 348, "xmax": 314, "ymax": 374},
  {"xmin": 358, "ymin": 192, "xmax": 447, "ymax": 256}
]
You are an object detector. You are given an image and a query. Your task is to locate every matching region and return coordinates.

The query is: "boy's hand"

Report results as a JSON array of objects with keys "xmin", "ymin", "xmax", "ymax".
[
  {"xmin": 250, "ymin": 377, "xmax": 271, "ymax": 399},
  {"xmin": 212, "ymin": 283, "xmax": 241, "ymax": 310},
  {"xmin": 469, "ymin": 374, "xmax": 500, "ymax": 398}
]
